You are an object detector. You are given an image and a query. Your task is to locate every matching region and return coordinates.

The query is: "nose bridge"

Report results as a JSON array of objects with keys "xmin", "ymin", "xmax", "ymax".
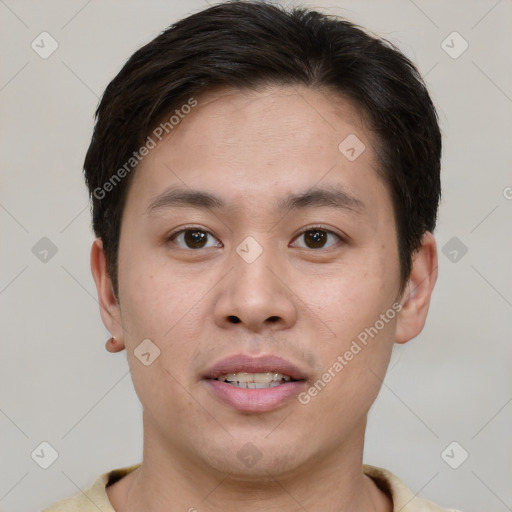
[
  {"xmin": 213, "ymin": 232, "xmax": 297, "ymax": 331},
  {"xmin": 232, "ymin": 233, "xmax": 281, "ymax": 294}
]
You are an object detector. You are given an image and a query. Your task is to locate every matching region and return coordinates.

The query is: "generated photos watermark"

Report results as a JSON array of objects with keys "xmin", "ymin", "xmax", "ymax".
[
  {"xmin": 298, "ymin": 302, "xmax": 402, "ymax": 404},
  {"xmin": 93, "ymin": 97, "xmax": 198, "ymax": 200}
]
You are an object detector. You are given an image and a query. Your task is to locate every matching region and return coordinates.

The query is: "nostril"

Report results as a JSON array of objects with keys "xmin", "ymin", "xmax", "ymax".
[
  {"xmin": 267, "ymin": 316, "xmax": 280, "ymax": 323},
  {"xmin": 228, "ymin": 315, "xmax": 241, "ymax": 323}
]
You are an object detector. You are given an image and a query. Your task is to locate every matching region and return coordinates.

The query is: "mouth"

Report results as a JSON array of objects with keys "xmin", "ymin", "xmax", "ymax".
[
  {"xmin": 203, "ymin": 354, "xmax": 308, "ymax": 412},
  {"xmin": 215, "ymin": 371, "xmax": 297, "ymax": 389}
]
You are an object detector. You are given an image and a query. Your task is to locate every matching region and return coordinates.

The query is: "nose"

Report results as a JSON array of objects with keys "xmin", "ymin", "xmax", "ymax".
[{"xmin": 213, "ymin": 242, "xmax": 298, "ymax": 333}]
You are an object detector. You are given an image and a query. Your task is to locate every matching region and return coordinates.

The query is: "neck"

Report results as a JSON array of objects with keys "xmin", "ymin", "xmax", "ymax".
[{"xmin": 108, "ymin": 418, "xmax": 392, "ymax": 512}]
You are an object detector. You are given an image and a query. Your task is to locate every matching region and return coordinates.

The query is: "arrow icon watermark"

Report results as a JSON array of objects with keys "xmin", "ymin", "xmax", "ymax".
[
  {"xmin": 236, "ymin": 236, "xmax": 263, "ymax": 263},
  {"xmin": 134, "ymin": 339, "xmax": 161, "ymax": 366},
  {"xmin": 338, "ymin": 133, "xmax": 365, "ymax": 161}
]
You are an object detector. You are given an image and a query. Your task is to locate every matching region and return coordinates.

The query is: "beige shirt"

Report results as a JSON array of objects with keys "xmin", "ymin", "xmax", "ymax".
[{"xmin": 42, "ymin": 464, "xmax": 461, "ymax": 512}]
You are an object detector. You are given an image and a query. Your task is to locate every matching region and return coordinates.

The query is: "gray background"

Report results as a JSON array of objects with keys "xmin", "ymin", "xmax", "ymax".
[{"xmin": 0, "ymin": 1, "xmax": 511, "ymax": 511}]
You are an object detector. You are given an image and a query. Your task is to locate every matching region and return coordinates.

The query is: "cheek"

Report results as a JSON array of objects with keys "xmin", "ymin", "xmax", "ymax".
[
  {"xmin": 300, "ymin": 250, "xmax": 395, "ymax": 337},
  {"xmin": 119, "ymin": 249, "xmax": 191, "ymax": 336},
  {"xmin": 299, "ymin": 286, "xmax": 397, "ymax": 436},
  {"xmin": 297, "ymin": 248, "xmax": 398, "ymax": 411},
  {"xmin": 117, "ymin": 257, "xmax": 209, "ymax": 397},
  {"xmin": 120, "ymin": 271, "xmax": 206, "ymax": 419}
]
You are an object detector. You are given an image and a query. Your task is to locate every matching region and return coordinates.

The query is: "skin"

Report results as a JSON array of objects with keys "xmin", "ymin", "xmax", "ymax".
[{"xmin": 91, "ymin": 84, "xmax": 438, "ymax": 512}]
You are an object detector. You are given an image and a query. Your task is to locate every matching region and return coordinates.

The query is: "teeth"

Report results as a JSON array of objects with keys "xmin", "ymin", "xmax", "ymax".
[
  {"xmin": 226, "ymin": 381, "xmax": 284, "ymax": 389},
  {"xmin": 218, "ymin": 372, "xmax": 293, "ymax": 387}
]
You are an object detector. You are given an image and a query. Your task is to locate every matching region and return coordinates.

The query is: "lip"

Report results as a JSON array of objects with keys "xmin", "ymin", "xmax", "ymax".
[
  {"xmin": 204, "ymin": 354, "xmax": 308, "ymax": 381},
  {"xmin": 203, "ymin": 354, "xmax": 309, "ymax": 413}
]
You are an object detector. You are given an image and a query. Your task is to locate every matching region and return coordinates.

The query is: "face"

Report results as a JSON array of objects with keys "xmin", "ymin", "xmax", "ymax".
[{"xmin": 94, "ymin": 84, "xmax": 432, "ymax": 478}]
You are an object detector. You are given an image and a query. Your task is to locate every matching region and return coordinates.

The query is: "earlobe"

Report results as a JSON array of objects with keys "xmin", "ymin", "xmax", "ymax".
[
  {"xmin": 395, "ymin": 232, "xmax": 438, "ymax": 345},
  {"xmin": 105, "ymin": 336, "xmax": 125, "ymax": 353},
  {"xmin": 90, "ymin": 239, "xmax": 125, "ymax": 351}
]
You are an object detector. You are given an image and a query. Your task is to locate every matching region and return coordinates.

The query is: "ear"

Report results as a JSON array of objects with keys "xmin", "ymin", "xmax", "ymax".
[
  {"xmin": 395, "ymin": 232, "xmax": 438, "ymax": 344},
  {"xmin": 90, "ymin": 238, "xmax": 125, "ymax": 351}
]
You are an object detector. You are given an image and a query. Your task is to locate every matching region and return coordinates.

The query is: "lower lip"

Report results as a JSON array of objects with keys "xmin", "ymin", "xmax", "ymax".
[{"xmin": 204, "ymin": 379, "xmax": 306, "ymax": 412}]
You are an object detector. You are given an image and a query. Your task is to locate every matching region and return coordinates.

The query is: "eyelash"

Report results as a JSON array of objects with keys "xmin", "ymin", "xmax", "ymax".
[{"xmin": 166, "ymin": 224, "xmax": 345, "ymax": 250}]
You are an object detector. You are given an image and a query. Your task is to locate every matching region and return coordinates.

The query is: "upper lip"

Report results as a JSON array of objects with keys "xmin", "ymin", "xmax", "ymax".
[{"xmin": 204, "ymin": 354, "xmax": 308, "ymax": 381}]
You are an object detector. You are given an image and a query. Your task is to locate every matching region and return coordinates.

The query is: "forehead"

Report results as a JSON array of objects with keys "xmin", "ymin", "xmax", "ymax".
[
  {"xmin": 127, "ymin": 84, "xmax": 387, "ymax": 220},
  {"xmin": 173, "ymin": 84, "xmax": 370, "ymax": 157}
]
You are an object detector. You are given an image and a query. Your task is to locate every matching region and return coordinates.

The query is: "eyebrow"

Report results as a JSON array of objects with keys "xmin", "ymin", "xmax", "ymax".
[
  {"xmin": 276, "ymin": 186, "xmax": 365, "ymax": 215},
  {"xmin": 146, "ymin": 185, "xmax": 365, "ymax": 216}
]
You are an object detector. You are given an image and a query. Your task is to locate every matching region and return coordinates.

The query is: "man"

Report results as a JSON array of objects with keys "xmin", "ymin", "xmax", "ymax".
[{"xmin": 44, "ymin": 1, "xmax": 461, "ymax": 511}]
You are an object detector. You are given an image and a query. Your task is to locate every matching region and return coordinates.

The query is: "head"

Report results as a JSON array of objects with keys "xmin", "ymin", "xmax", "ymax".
[{"xmin": 88, "ymin": 1, "xmax": 440, "ymax": 478}]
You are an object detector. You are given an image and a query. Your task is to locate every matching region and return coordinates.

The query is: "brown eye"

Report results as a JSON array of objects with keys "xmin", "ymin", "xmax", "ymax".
[
  {"xmin": 291, "ymin": 228, "xmax": 341, "ymax": 249},
  {"xmin": 304, "ymin": 229, "xmax": 327, "ymax": 249},
  {"xmin": 170, "ymin": 229, "xmax": 221, "ymax": 249}
]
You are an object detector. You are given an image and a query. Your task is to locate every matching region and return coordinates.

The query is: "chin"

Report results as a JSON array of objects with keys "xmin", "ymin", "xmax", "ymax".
[{"xmin": 199, "ymin": 435, "xmax": 312, "ymax": 479}]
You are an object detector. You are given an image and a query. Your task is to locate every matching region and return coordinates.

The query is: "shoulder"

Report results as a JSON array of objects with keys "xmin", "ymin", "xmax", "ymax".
[
  {"xmin": 363, "ymin": 464, "xmax": 463, "ymax": 512},
  {"xmin": 40, "ymin": 464, "xmax": 141, "ymax": 512}
]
